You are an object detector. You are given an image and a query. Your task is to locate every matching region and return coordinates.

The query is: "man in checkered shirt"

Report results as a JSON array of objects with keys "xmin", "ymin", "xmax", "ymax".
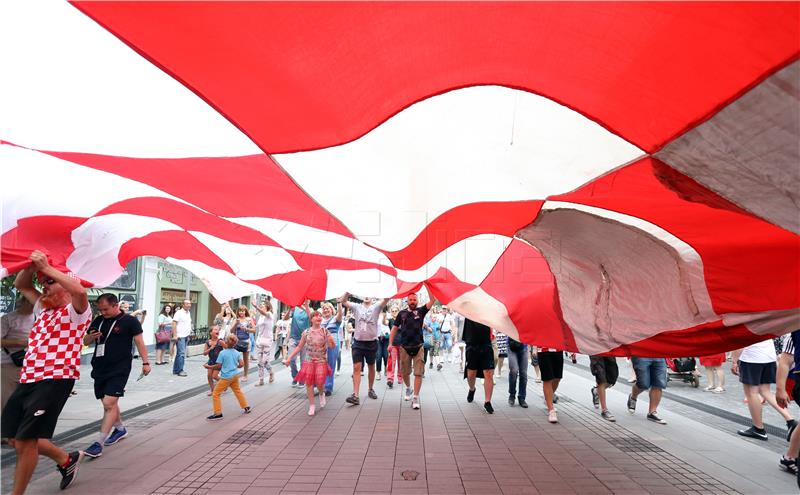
[{"xmin": 2, "ymin": 250, "xmax": 92, "ymax": 493}]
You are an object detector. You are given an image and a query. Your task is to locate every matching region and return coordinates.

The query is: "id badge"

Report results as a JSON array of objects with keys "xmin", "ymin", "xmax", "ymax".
[{"xmin": 96, "ymin": 344, "xmax": 105, "ymax": 357}]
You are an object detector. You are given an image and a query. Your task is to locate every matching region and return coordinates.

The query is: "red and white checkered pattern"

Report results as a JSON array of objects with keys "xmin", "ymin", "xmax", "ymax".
[{"xmin": 20, "ymin": 301, "xmax": 92, "ymax": 383}]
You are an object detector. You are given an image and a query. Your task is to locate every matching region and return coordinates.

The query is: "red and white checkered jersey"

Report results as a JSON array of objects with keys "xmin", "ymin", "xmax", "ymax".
[{"xmin": 20, "ymin": 299, "xmax": 92, "ymax": 383}]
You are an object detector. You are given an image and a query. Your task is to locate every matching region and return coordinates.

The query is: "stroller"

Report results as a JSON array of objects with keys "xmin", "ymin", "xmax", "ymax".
[{"xmin": 665, "ymin": 357, "xmax": 699, "ymax": 387}]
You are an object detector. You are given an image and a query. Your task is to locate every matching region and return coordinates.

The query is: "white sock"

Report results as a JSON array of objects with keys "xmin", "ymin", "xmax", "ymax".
[
  {"xmin": 99, "ymin": 432, "xmax": 109, "ymax": 444},
  {"xmin": 114, "ymin": 421, "xmax": 125, "ymax": 430}
]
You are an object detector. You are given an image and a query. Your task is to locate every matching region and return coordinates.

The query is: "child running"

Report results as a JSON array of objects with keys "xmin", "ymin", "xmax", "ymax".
[
  {"xmin": 284, "ymin": 310, "xmax": 336, "ymax": 416},
  {"xmin": 203, "ymin": 326, "xmax": 223, "ymax": 395},
  {"xmin": 207, "ymin": 334, "xmax": 251, "ymax": 421}
]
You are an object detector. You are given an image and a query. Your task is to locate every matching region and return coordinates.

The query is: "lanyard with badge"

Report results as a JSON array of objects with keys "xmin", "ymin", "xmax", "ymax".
[{"xmin": 94, "ymin": 317, "xmax": 120, "ymax": 358}]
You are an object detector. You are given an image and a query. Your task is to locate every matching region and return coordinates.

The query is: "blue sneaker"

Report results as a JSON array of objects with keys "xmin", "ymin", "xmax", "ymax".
[
  {"xmin": 83, "ymin": 442, "xmax": 103, "ymax": 458},
  {"xmin": 103, "ymin": 427, "xmax": 128, "ymax": 446}
]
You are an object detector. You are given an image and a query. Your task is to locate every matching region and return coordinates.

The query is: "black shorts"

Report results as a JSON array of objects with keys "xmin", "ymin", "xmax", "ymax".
[
  {"xmin": 589, "ymin": 356, "xmax": 619, "ymax": 387},
  {"xmin": 352, "ymin": 339, "xmax": 377, "ymax": 365},
  {"xmin": 538, "ymin": 352, "xmax": 563, "ymax": 382},
  {"xmin": 738, "ymin": 361, "xmax": 776, "ymax": 385},
  {"xmin": 465, "ymin": 344, "xmax": 495, "ymax": 376},
  {"xmin": 1, "ymin": 379, "xmax": 75, "ymax": 440},
  {"xmin": 93, "ymin": 372, "xmax": 129, "ymax": 400},
  {"xmin": 793, "ymin": 378, "xmax": 800, "ymax": 408}
]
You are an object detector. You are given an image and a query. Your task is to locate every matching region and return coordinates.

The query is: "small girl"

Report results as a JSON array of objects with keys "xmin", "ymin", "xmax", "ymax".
[
  {"xmin": 207, "ymin": 334, "xmax": 251, "ymax": 421},
  {"xmin": 284, "ymin": 310, "xmax": 336, "ymax": 416},
  {"xmin": 252, "ymin": 299, "xmax": 275, "ymax": 386},
  {"xmin": 203, "ymin": 326, "xmax": 223, "ymax": 395}
]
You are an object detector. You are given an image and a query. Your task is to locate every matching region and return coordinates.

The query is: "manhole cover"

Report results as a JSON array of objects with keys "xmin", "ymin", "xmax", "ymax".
[{"xmin": 401, "ymin": 470, "xmax": 419, "ymax": 481}]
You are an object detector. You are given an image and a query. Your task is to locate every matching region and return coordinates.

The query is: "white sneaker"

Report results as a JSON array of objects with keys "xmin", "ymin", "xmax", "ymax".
[
  {"xmin": 404, "ymin": 388, "xmax": 412, "ymax": 401},
  {"xmin": 376, "ymin": 372, "xmax": 382, "ymax": 381},
  {"xmin": 548, "ymin": 409, "xmax": 558, "ymax": 423},
  {"xmin": 412, "ymin": 396, "xmax": 420, "ymax": 410},
  {"xmin": 308, "ymin": 405, "xmax": 316, "ymax": 416},
  {"xmin": 336, "ymin": 370, "xmax": 340, "ymax": 376}
]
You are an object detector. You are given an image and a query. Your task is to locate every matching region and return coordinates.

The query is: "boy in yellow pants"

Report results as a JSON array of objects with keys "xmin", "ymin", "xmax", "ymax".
[{"xmin": 207, "ymin": 334, "xmax": 251, "ymax": 420}]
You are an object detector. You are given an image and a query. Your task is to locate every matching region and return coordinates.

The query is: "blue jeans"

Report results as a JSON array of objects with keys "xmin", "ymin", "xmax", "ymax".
[
  {"xmin": 172, "ymin": 337, "xmax": 188, "ymax": 374},
  {"xmin": 632, "ymin": 357, "xmax": 667, "ymax": 390},
  {"xmin": 507, "ymin": 345, "xmax": 528, "ymax": 400},
  {"xmin": 375, "ymin": 338, "xmax": 389, "ymax": 372},
  {"xmin": 287, "ymin": 338, "xmax": 300, "ymax": 380},
  {"xmin": 325, "ymin": 335, "xmax": 340, "ymax": 393}
]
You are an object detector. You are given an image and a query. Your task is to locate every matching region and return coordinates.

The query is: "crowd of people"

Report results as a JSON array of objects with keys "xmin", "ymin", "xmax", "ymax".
[{"xmin": 1, "ymin": 250, "xmax": 799, "ymax": 494}]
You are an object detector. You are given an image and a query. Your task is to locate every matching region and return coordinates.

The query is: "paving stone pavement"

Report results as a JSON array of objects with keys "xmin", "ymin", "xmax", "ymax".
[{"xmin": 3, "ymin": 353, "xmax": 797, "ymax": 495}]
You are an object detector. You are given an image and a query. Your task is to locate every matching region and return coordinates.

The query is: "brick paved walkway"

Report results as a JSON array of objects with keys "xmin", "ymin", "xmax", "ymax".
[{"xmin": 6, "ymin": 355, "xmax": 796, "ymax": 495}]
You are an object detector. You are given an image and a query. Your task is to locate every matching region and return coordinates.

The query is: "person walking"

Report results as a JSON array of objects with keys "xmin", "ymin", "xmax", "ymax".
[
  {"xmin": 537, "ymin": 346, "xmax": 564, "ymax": 423},
  {"xmin": 342, "ymin": 293, "xmax": 389, "ymax": 405},
  {"xmin": 275, "ymin": 311, "xmax": 290, "ymax": 361},
  {"xmin": 495, "ymin": 331, "xmax": 508, "ymax": 378},
  {"xmin": 82, "ymin": 293, "xmax": 151, "ymax": 458},
  {"xmin": 213, "ymin": 303, "xmax": 235, "ymax": 339},
  {"xmin": 439, "ymin": 306, "xmax": 456, "ymax": 364},
  {"xmin": 154, "ymin": 304, "xmax": 172, "ymax": 365},
  {"xmin": 2, "ymin": 251, "xmax": 92, "ymax": 493},
  {"xmin": 286, "ymin": 302, "xmax": 311, "ymax": 387},
  {"xmin": 231, "ymin": 305, "xmax": 255, "ymax": 382},
  {"xmin": 732, "ymin": 340, "xmax": 796, "ymax": 440},
  {"xmin": 627, "ymin": 357, "xmax": 668, "ymax": 424},
  {"xmin": 463, "ymin": 318, "xmax": 495, "ymax": 414},
  {"xmin": 207, "ymin": 334, "xmax": 252, "ymax": 420},
  {"xmin": 590, "ymin": 355, "xmax": 619, "ymax": 422},
  {"xmin": 322, "ymin": 302, "xmax": 343, "ymax": 396},
  {"xmin": 700, "ymin": 352, "xmax": 726, "ymax": 393},
  {"xmin": 284, "ymin": 310, "xmax": 336, "ymax": 416},
  {"xmin": 389, "ymin": 292, "xmax": 435, "ymax": 410},
  {"xmin": 171, "ymin": 300, "xmax": 193, "ymax": 377},
  {"xmin": 252, "ymin": 299, "xmax": 275, "ymax": 386},
  {"xmin": 385, "ymin": 305, "xmax": 401, "ymax": 388},
  {"xmin": 776, "ymin": 330, "xmax": 800, "ymax": 480},
  {"xmin": 203, "ymin": 326, "xmax": 223, "ymax": 395},
  {"xmin": 506, "ymin": 336, "xmax": 528, "ymax": 408},
  {"xmin": 375, "ymin": 306, "xmax": 390, "ymax": 381},
  {"xmin": 1, "ymin": 297, "xmax": 33, "ymax": 411}
]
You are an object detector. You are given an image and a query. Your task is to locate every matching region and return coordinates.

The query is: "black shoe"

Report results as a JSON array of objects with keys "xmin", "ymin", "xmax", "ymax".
[
  {"xmin": 325, "ymin": 390, "xmax": 332, "ymax": 397},
  {"xmin": 737, "ymin": 425, "xmax": 767, "ymax": 440},
  {"xmin": 368, "ymin": 389, "xmax": 378, "ymax": 400},
  {"xmin": 58, "ymin": 451, "xmax": 84, "ymax": 490},
  {"xmin": 787, "ymin": 419, "xmax": 798, "ymax": 442},
  {"xmin": 552, "ymin": 393, "xmax": 559, "ymax": 404},
  {"xmin": 242, "ymin": 407, "xmax": 251, "ymax": 414},
  {"xmin": 345, "ymin": 394, "xmax": 360, "ymax": 405},
  {"xmin": 508, "ymin": 395, "xmax": 515, "ymax": 406},
  {"xmin": 467, "ymin": 389, "xmax": 476, "ymax": 403},
  {"xmin": 437, "ymin": 363, "xmax": 443, "ymax": 371},
  {"xmin": 591, "ymin": 386, "xmax": 599, "ymax": 409},
  {"xmin": 646, "ymin": 412, "xmax": 667, "ymax": 425},
  {"xmin": 429, "ymin": 362, "xmax": 433, "ymax": 369},
  {"xmin": 780, "ymin": 456, "xmax": 799, "ymax": 475},
  {"xmin": 627, "ymin": 393, "xmax": 636, "ymax": 413},
  {"xmin": 518, "ymin": 399, "xmax": 528, "ymax": 408},
  {"xmin": 484, "ymin": 402, "xmax": 494, "ymax": 414},
  {"xmin": 206, "ymin": 414, "xmax": 223, "ymax": 421},
  {"xmin": 387, "ymin": 380, "xmax": 393, "ymax": 389}
]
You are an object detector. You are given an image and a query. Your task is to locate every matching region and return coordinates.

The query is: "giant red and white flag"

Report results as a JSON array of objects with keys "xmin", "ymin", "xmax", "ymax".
[{"xmin": 1, "ymin": 1, "xmax": 798, "ymax": 356}]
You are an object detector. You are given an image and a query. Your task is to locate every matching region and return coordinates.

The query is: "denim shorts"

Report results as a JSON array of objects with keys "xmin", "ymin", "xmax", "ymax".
[{"xmin": 632, "ymin": 357, "xmax": 667, "ymax": 390}]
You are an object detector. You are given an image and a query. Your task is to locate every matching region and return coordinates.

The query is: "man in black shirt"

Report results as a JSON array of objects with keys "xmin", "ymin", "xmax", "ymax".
[
  {"xmin": 82, "ymin": 293, "xmax": 150, "ymax": 458},
  {"xmin": 389, "ymin": 292, "xmax": 434, "ymax": 410},
  {"xmin": 462, "ymin": 318, "xmax": 495, "ymax": 413}
]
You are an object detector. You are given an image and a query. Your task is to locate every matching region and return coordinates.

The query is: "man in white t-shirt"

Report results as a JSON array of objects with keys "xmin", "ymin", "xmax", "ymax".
[
  {"xmin": 439, "ymin": 307, "xmax": 457, "ymax": 364},
  {"xmin": 341, "ymin": 293, "xmax": 388, "ymax": 405},
  {"xmin": 171, "ymin": 300, "xmax": 193, "ymax": 377},
  {"xmin": 732, "ymin": 339, "xmax": 796, "ymax": 440}
]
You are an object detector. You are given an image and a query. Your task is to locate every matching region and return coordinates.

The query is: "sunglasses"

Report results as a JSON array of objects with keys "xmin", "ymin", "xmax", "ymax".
[{"xmin": 42, "ymin": 278, "xmax": 56, "ymax": 286}]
